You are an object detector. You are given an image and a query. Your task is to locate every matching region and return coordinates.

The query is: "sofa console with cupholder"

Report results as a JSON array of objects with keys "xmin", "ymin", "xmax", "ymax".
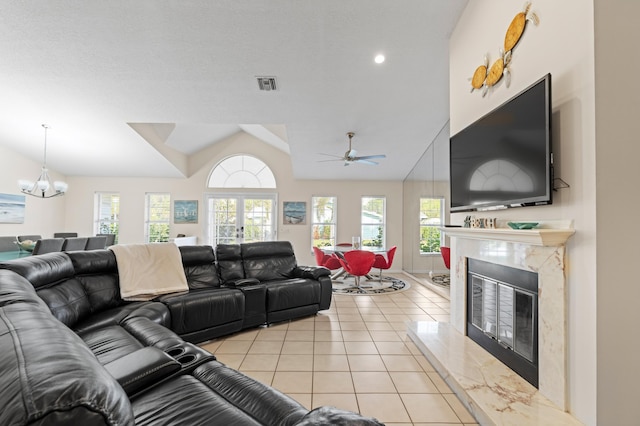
[{"xmin": 0, "ymin": 241, "xmax": 384, "ymax": 425}]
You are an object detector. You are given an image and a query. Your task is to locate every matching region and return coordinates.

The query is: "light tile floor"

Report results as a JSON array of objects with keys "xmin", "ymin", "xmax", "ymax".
[{"xmin": 200, "ymin": 273, "xmax": 477, "ymax": 426}]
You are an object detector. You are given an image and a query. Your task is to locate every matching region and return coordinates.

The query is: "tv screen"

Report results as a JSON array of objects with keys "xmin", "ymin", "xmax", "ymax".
[{"xmin": 449, "ymin": 74, "xmax": 552, "ymax": 212}]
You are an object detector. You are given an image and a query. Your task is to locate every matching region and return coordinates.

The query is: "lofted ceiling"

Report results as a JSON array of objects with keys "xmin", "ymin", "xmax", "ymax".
[{"xmin": 0, "ymin": 0, "xmax": 467, "ymax": 181}]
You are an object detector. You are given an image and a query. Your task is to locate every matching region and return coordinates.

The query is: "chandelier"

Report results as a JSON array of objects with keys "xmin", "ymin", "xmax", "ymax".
[{"xmin": 18, "ymin": 124, "xmax": 68, "ymax": 198}]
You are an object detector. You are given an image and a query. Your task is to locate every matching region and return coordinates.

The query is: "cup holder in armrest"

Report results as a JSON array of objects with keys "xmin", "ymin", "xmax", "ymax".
[
  {"xmin": 165, "ymin": 342, "xmax": 216, "ymax": 372},
  {"xmin": 166, "ymin": 347, "xmax": 186, "ymax": 358},
  {"xmin": 176, "ymin": 353, "xmax": 197, "ymax": 365}
]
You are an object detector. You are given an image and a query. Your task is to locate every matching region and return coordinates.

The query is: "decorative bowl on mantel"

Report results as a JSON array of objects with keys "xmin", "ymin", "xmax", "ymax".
[{"xmin": 507, "ymin": 222, "xmax": 539, "ymax": 230}]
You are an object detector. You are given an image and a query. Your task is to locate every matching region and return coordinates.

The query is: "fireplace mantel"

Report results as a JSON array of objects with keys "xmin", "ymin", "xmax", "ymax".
[
  {"xmin": 408, "ymin": 221, "xmax": 578, "ymax": 424},
  {"xmin": 440, "ymin": 226, "xmax": 575, "ymax": 246}
]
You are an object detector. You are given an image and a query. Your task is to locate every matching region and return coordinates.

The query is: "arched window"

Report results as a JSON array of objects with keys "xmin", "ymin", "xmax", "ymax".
[{"xmin": 208, "ymin": 155, "xmax": 276, "ymax": 188}]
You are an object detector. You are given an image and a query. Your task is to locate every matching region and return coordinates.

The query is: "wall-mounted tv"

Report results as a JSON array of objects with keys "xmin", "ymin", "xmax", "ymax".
[{"xmin": 449, "ymin": 74, "xmax": 552, "ymax": 212}]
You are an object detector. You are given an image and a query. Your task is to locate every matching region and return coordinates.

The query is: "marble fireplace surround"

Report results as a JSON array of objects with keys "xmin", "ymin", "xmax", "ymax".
[{"xmin": 408, "ymin": 221, "xmax": 580, "ymax": 425}]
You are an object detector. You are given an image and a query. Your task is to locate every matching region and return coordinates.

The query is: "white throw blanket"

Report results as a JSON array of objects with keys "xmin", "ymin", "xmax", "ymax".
[{"xmin": 110, "ymin": 243, "xmax": 189, "ymax": 301}]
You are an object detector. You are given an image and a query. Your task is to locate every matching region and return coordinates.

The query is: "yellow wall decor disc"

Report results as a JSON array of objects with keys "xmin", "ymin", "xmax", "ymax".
[
  {"xmin": 485, "ymin": 58, "xmax": 504, "ymax": 86},
  {"xmin": 471, "ymin": 65, "xmax": 487, "ymax": 89},
  {"xmin": 504, "ymin": 13, "xmax": 526, "ymax": 52}
]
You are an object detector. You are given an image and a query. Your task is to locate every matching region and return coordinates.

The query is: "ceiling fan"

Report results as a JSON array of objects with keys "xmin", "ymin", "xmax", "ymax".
[{"xmin": 318, "ymin": 132, "xmax": 386, "ymax": 166}]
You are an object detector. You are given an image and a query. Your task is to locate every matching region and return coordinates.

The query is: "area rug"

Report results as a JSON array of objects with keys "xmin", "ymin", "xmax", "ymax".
[
  {"xmin": 429, "ymin": 273, "xmax": 450, "ymax": 287},
  {"xmin": 332, "ymin": 276, "xmax": 410, "ymax": 295}
]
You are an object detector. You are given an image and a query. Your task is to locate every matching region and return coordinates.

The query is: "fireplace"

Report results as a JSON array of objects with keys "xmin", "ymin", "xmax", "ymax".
[{"xmin": 466, "ymin": 258, "xmax": 538, "ymax": 387}]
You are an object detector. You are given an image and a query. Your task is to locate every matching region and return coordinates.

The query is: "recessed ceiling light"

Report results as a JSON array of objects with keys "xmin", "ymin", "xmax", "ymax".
[{"xmin": 374, "ymin": 54, "xmax": 385, "ymax": 64}]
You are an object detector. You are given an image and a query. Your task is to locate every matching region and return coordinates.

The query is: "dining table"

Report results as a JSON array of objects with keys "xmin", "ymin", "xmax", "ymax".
[{"xmin": 0, "ymin": 250, "xmax": 32, "ymax": 261}]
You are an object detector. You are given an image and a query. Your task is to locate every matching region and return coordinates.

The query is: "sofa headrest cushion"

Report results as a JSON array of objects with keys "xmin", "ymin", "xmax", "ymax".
[
  {"xmin": 0, "ymin": 253, "xmax": 75, "ymax": 289},
  {"xmin": 179, "ymin": 245, "xmax": 215, "ymax": 266},
  {"xmin": 67, "ymin": 250, "xmax": 117, "ymax": 275}
]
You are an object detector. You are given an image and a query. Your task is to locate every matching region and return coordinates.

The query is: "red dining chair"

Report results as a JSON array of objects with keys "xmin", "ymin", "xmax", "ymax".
[
  {"xmin": 313, "ymin": 246, "xmax": 342, "ymax": 271},
  {"xmin": 440, "ymin": 246, "xmax": 451, "ymax": 270},
  {"xmin": 372, "ymin": 246, "xmax": 397, "ymax": 281},
  {"xmin": 337, "ymin": 250, "xmax": 375, "ymax": 289}
]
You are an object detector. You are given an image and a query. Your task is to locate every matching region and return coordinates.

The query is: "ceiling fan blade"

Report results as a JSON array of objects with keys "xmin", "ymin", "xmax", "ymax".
[
  {"xmin": 354, "ymin": 154, "xmax": 386, "ymax": 160},
  {"xmin": 354, "ymin": 159, "xmax": 379, "ymax": 165},
  {"xmin": 317, "ymin": 153, "xmax": 344, "ymax": 159},
  {"xmin": 347, "ymin": 149, "xmax": 357, "ymax": 158},
  {"xmin": 317, "ymin": 158, "xmax": 344, "ymax": 162}
]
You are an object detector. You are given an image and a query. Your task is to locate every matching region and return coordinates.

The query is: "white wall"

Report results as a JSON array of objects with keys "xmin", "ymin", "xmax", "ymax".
[
  {"xmin": 450, "ymin": 1, "xmax": 597, "ymax": 423},
  {"xmin": 0, "ymin": 144, "xmax": 67, "ymax": 238},
  {"xmin": 593, "ymin": 1, "xmax": 640, "ymax": 424},
  {"xmin": 61, "ymin": 131, "xmax": 404, "ymax": 268}
]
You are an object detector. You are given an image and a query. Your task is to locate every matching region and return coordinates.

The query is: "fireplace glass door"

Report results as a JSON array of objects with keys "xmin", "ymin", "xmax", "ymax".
[{"xmin": 470, "ymin": 273, "xmax": 536, "ymax": 362}]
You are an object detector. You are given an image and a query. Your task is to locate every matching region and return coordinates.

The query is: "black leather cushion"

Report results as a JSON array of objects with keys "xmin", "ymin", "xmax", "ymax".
[
  {"xmin": 37, "ymin": 276, "xmax": 91, "ymax": 327},
  {"xmin": 193, "ymin": 361, "xmax": 308, "ymax": 425},
  {"xmin": 241, "ymin": 241, "xmax": 297, "ymax": 281},
  {"xmin": 215, "ymin": 244, "xmax": 245, "ymax": 282},
  {"xmin": 0, "ymin": 252, "xmax": 73, "ymax": 289},
  {"xmin": 0, "ymin": 303, "xmax": 134, "ymax": 425},
  {"xmin": 68, "ymin": 250, "xmax": 122, "ymax": 313},
  {"xmin": 104, "ymin": 347, "xmax": 181, "ymax": 396},
  {"xmin": 132, "ymin": 361, "xmax": 308, "ymax": 426},
  {"xmin": 157, "ymin": 288, "xmax": 244, "ymax": 335},
  {"xmin": 78, "ymin": 324, "xmax": 146, "ymax": 365},
  {"xmin": 179, "ymin": 246, "xmax": 222, "ymax": 289},
  {"xmin": 295, "ymin": 406, "xmax": 385, "ymax": 425},
  {"xmin": 0, "ymin": 270, "xmax": 50, "ymax": 310},
  {"xmin": 73, "ymin": 301, "xmax": 171, "ymax": 335},
  {"xmin": 0, "ymin": 253, "xmax": 93, "ymax": 327},
  {"xmin": 265, "ymin": 279, "xmax": 321, "ymax": 313},
  {"xmin": 122, "ymin": 316, "xmax": 184, "ymax": 350}
]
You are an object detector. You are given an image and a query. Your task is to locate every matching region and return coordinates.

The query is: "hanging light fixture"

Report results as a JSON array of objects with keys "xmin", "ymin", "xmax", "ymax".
[{"xmin": 18, "ymin": 124, "xmax": 68, "ymax": 198}]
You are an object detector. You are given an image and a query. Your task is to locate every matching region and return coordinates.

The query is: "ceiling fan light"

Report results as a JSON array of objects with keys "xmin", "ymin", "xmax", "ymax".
[{"xmin": 374, "ymin": 54, "xmax": 385, "ymax": 64}]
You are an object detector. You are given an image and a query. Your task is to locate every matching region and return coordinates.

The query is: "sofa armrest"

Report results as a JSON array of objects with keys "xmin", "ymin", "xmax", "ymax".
[
  {"xmin": 104, "ymin": 346, "xmax": 181, "ymax": 396},
  {"xmin": 223, "ymin": 277, "xmax": 261, "ymax": 287},
  {"xmin": 292, "ymin": 266, "xmax": 331, "ymax": 280}
]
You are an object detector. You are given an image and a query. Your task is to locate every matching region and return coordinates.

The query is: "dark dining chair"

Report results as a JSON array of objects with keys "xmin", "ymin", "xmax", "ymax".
[
  {"xmin": 32, "ymin": 238, "xmax": 65, "ymax": 255},
  {"xmin": 97, "ymin": 233, "xmax": 116, "ymax": 247},
  {"xmin": 85, "ymin": 236, "xmax": 108, "ymax": 250},
  {"xmin": 372, "ymin": 245, "xmax": 397, "ymax": 281},
  {"xmin": 0, "ymin": 236, "xmax": 17, "ymax": 252},
  {"xmin": 54, "ymin": 232, "xmax": 78, "ymax": 238},
  {"xmin": 337, "ymin": 250, "xmax": 375, "ymax": 289},
  {"xmin": 62, "ymin": 237, "xmax": 89, "ymax": 252}
]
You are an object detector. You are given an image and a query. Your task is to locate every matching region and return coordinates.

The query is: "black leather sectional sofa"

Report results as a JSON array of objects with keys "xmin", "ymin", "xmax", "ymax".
[{"xmin": 0, "ymin": 241, "xmax": 383, "ymax": 425}]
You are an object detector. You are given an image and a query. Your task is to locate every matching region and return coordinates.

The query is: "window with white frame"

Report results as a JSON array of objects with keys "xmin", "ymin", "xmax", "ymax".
[
  {"xmin": 361, "ymin": 196, "xmax": 385, "ymax": 250},
  {"xmin": 145, "ymin": 193, "xmax": 171, "ymax": 243},
  {"xmin": 311, "ymin": 196, "xmax": 336, "ymax": 249},
  {"xmin": 94, "ymin": 192, "xmax": 120, "ymax": 243},
  {"xmin": 419, "ymin": 197, "xmax": 444, "ymax": 254}
]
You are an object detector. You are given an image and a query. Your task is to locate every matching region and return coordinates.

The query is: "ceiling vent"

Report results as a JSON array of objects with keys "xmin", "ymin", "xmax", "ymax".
[{"xmin": 256, "ymin": 76, "xmax": 278, "ymax": 91}]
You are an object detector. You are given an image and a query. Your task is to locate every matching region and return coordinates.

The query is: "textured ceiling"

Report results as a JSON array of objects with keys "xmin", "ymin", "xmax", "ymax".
[{"xmin": 0, "ymin": 0, "xmax": 467, "ymax": 180}]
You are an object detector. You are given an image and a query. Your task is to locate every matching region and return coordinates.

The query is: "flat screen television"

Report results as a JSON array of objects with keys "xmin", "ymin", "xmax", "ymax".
[{"xmin": 449, "ymin": 74, "xmax": 552, "ymax": 212}]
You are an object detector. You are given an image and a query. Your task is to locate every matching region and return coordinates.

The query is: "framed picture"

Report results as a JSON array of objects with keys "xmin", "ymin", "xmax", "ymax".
[
  {"xmin": 174, "ymin": 200, "xmax": 198, "ymax": 224},
  {"xmin": 0, "ymin": 193, "xmax": 26, "ymax": 224},
  {"xmin": 283, "ymin": 201, "xmax": 306, "ymax": 225}
]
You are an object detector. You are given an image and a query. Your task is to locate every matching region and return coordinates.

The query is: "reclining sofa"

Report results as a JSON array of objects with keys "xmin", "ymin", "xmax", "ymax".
[{"xmin": 0, "ymin": 241, "xmax": 383, "ymax": 426}]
